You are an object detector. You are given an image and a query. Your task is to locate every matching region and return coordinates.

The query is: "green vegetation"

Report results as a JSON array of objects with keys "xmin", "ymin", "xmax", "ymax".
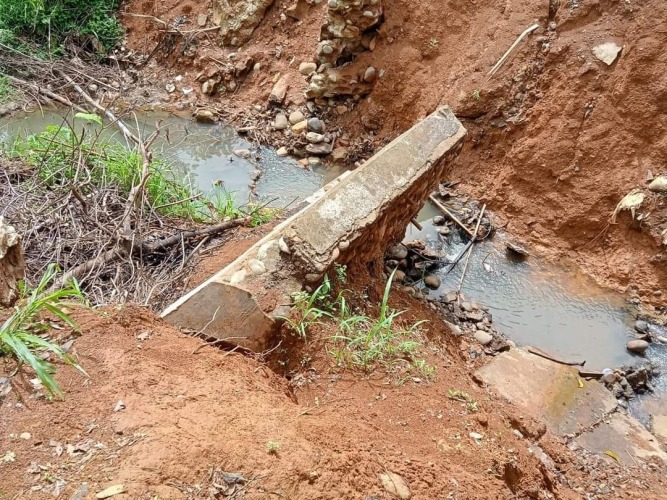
[
  {"xmin": 8, "ymin": 122, "xmax": 279, "ymax": 224},
  {"xmin": 0, "ymin": 264, "xmax": 86, "ymax": 398},
  {"xmin": 0, "ymin": 0, "xmax": 123, "ymax": 54},
  {"xmin": 447, "ymin": 389, "xmax": 479, "ymax": 413},
  {"xmin": 471, "ymin": 89, "xmax": 481, "ymax": 101},
  {"xmin": 0, "ymin": 76, "xmax": 13, "ymax": 104},
  {"xmin": 283, "ymin": 268, "xmax": 432, "ymax": 375},
  {"xmin": 266, "ymin": 440, "xmax": 281, "ymax": 455}
]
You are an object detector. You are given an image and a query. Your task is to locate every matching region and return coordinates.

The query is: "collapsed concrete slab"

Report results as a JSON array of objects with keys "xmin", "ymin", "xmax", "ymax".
[
  {"xmin": 476, "ymin": 348, "xmax": 667, "ymax": 465},
  {"xmin": 161, "ymin": 106, "xmax": 466, "ymax": 351}
]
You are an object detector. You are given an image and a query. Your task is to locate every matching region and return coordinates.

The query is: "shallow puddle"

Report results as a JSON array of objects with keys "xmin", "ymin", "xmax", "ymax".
[{"xmin": 0, "ymin": 109, "xmax": 324, "ymax": 207}]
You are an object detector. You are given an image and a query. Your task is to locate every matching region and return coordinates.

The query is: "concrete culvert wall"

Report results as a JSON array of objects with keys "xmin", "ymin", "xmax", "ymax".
[{"xmin": 161, "ymin": 106, "xmax": 466, "ymax": 351}]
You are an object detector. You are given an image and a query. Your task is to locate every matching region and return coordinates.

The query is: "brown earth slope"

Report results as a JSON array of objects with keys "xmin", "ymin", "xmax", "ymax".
[{"xmin": 121, "ymin": 0, "xmax": 667, "ymax": 309}]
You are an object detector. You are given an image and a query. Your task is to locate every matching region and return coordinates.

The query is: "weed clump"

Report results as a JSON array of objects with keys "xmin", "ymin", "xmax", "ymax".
[
  {"xmin": 283, "ymin": 267, "xmax": 433, "ymax": 376},
  {"xmin": 0, "ymin": 0, "xmax": 124, "ymax": 54}
]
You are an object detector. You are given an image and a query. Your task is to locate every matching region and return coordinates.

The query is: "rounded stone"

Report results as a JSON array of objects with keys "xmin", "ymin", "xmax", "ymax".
[
  {"xmin": 307, "ymin": 117, "xmax": 325, "ymax": 133},
  {"xmin": 322, "ymin": 44, "xmax": 334, "ymax": 54},
  {"xmin": 423, "ymin": 274, "xmax": 441, "ymax": 290},
  {"xmin": 474, "ymin": 330, "xmax": 493, "ymax": 346},
  {"xmin": 299, "ymin": 62, "xmax": 318, "ymax": 75},
  {"xmin": 634, "ymin": 320, "xmax": 649, "ymax": 334},
  {"xmin": 626, "ymin": 339, "xmax": 649, "ymax": 355},
  {"xmin": 273, "ymin": 114, "xmax": 289, "ymax": 130},
  {"xmin": 288, "ymin": 110, "xmax": 305, "ymax": 125},
  {"xmin": 363, "ymin": 66, "xmax": 377, "ymax": 83},
  {"xmin": 386, "ymin": 244, "xmax": 408, "ymax": 260},
  {"xmin": 432, "ymin": 216, "xmax": 446, "ymax": 225}
]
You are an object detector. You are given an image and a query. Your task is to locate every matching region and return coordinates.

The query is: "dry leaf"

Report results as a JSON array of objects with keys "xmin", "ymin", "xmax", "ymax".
[{"xmin": 605, "ymin": 450, "xmax": 620, "ymax": 463}]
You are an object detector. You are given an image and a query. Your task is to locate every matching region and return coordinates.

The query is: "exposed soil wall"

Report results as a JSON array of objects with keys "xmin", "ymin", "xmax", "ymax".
[{"xmin": 121, "ymin": 0, "xmax": 667, "ymax": 311}]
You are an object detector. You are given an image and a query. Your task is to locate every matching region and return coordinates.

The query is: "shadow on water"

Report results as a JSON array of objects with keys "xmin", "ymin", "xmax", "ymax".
[{"xmin": 0, "ymin": 109, "xmax": 325, "ymax": 208}]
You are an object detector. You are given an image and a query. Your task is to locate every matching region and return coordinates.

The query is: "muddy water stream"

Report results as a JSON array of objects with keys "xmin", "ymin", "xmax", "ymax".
[
  {"xmin": 0, "ymin": 110, "xmax": 324, "ymax": 206},
  {"xmin": 407, "ymin": 203, "xmax": 666, "ymax": 422},
  {"xmin": 2, "ymin": 110, "xmax": 665, "ymax": 421}
]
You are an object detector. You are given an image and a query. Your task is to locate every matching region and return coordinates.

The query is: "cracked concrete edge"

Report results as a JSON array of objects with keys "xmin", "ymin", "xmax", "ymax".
[
  {"xmin": 284, "ymin": 106, "xmax": 467, "ymax": 273},
  {"xmin": 159, "ymin": 172, "xmax": 353, "ymax": 351},
  {"xmin": 160, "ymin": 106, "xmax": 466, "ymax": 351}
]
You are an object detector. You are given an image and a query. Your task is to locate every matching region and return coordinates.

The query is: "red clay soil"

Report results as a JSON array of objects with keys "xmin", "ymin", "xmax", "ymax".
[
  {"xmin": 121, "ymin": 0, "xmax": 667, "ymax": 310},
  {"xmin": 2, "ymin": 299, "xmax": 665, "ymax": 499}
]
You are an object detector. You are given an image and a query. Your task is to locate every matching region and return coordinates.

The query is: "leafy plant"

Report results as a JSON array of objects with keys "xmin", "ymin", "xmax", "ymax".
[
  {"xmin": 0, "ymin": 264, "xmax": 87, "ymax": 397},
  {"xmin": 0, "ymin": 0, "xmax": 124, "ymax": 54},
  {"xmin": 447, "ymin": 389, "xmax": 478, "ymax": 412},
  {"xmin": 332, "ymin": 270, "xmax": 426, "ymax": 371},
  {"xmin": 266, "ymin": 440, "xmax": 281, "ymax": 455},
  {"xmin": 0, "ymin": 76, "xmax": 13, "ymax": 105},
  {"xmin": 282, "ymin": 277, "xmax": 333, "ymax": 339}
]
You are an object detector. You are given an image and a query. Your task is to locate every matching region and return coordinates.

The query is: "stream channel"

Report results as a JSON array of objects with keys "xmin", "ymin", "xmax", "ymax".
[{"xmin": 1, "ymin": 110, "xmax": 665, "ymax": 425}]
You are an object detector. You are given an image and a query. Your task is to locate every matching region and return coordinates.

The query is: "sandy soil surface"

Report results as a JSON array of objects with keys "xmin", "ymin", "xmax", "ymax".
[{"xmin": 2, "ymin": 295, "xmax": 666, "ymax": 499}]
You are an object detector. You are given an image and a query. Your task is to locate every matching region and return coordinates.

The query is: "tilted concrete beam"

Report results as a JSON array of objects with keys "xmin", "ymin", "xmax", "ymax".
[{"xmin": 161, "ymin": 106, "xmax": 466, "ymax": 351}]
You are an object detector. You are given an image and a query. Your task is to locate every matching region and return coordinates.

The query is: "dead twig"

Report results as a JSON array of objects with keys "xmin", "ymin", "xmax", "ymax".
[
  {"xmin": 429, "ymin": 195, "xmax": 474, "ymax": 238},
  {"xmin": 488, "ymin": 24, "xmax": 541, "ymax": 78},
  {"xmin": 528, "ymin": 346, "xmax": 586, "ymax": 367},
  {"xmin": 457, "ymin": 204, "xmax": 486, "ymax": 299}
]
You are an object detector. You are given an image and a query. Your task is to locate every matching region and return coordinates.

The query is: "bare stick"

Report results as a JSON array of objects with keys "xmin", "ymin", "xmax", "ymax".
[
  {"xmin": 58, "ymin": 71, "xmax": 141, "ymax": 145},
  {"xmin": 457, "ymin": 204, "xmax": 486, "ymax": 298},
  {"xmin": 488, "ymin": 24, "xmax": 540, "ymax": 78},
  {"xmin": 410, "ymin": 218, "xmax": 423, "ymax": 231},
  {"xmin": 528, "ymin": 347, "xmax": 586, "ymax": 367},
  {"xmin": 142, "ymin": 217, "xmax": 251, "ymax": 253},
  {"xmin": 4, "ymin": 75, "xmax": 87, "ymax": 113},
  {"xmin": 428, "ymin": 195, "xmax": 474, "ymax": 238}
]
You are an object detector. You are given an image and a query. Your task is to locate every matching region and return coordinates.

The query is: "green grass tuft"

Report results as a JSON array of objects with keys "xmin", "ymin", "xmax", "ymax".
[{"xmin": 0, "ymin": 264, "xmax": 87, "ymax": 398}]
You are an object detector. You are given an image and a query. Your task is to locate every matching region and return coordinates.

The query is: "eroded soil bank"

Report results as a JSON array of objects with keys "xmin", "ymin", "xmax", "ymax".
[{"xmin": 120, "ymin": 0, "xmax": 667, "ymax": 310}]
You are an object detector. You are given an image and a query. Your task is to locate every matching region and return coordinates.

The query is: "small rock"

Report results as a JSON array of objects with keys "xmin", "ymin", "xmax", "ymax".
[
  {"xmin": 278, "ymin": 237, "xmax": 290, "ymax": 254},
  {"xmin": 306, "ymin": 132, "xmax": 325, "ymax": 143},
  {"xmin": 387, "ymin": 244, "xmax": 408, "ymax": 260},
  {"xmin": 474, "ymin": 330, "xmax": 493, "ymax": 346},
  {"xmin": 331, "ymin": 147, "xmax": 347, "ymax": 162},
  {"xmin": 307, "ymin": 117, "xmax": 325, "ymax": 133},
  {"xmin": 307, "ymin": 156, "xmax": 321, "ymax": 166},
  {"xmin": 460, "ymin": 301, "xmax": 473, "ymax": 312},
  {"xmin": 194, "ymin": 109, "xmax": 217, "ymax": 123},
  {"xmin": 113, "ymin": 400, "xmax": 125, "ymax": 412},
  {"xmin": 87, "ymin": 84, "xmax": 98, "ymax": 93},
  {"xmin": 648, "ymin": 176, "xmax": 667, "ymax": 192},
  {"xmin": 288, "ymin": 110, "xmax": 305, "ymax": 125},
  {"xmin": 437, "ymin": 226, "xmax": 451, "ymax": 236},
  {"xmin": 273, "ymin": 114, "xmax": 289, "ymax": 130},
  {"xmin": 378, "ymin": 472, "xmax": 411, "ymax": 500},
  {"xmin": 634, "ymin": 320, "xmax": 649, "ymax": 334},
  {"xmin": 197, "ymin": 13, "xmax": 208, "ymax": 27},
  {"xmin": 291, "ymin": 120, "xmax": 308, "ymax": 133},
  {"xmin": 423, "ymin": 274, "xmax": 441, "ymax": 290},
  {"xmin": 165, "ymin": 83, "xmax": 176, "ymax": 93},
  {"xmin": 269, "ymin": 75, "xmax": 288, "ymax": 105},
  {"xmin": 276, "ymin": 147, "xmax": 289, "ymax": 157},
  {"xmin": 443, "ymin": 292, "xmax": 457, "ymax": 303},
  {"xmin": 364, "ymin": 66, "xmax": 377, "ymax": 83},
  {"xmin": 393, "ymin": 270, "xmax": 406, "ymax": 283},
  {"xmin": 469, "ymin": 432, "xmax": 484, "ymax": 440},
  {"xmin": 592, "ymin": 42, "xmax": 622, "ymax": 66},
  {"xmin": 95, "ymin": 484, "xmax": 125, "ymax": 499},
  {"xmin": 305, "ymin": 142, "xmax": 333, "ymax": 156},
  {"xmin": 299, "ymin": 62, "xmax": 318, "ymax": 75},
  {"xmin": 19, "ymin": 432, "xmax": 31, "ymax": 440},
  {"xmin": 506, "ymin": 242, "xmax": 529, "ymax": 258},
  {"xmin": 234, "ymin": 149, "xmax": 251, "ymax": 159},
  {"xmin": 432, "ymin": 216, "xmax": 446, "ymax": 225},
  {"xmin": 466, "ymin": 310, "xmax": 486, "ymax": 322},
  {"xmin": 626, "ymin": 339, "xmax": 649, "ymax": 355}
]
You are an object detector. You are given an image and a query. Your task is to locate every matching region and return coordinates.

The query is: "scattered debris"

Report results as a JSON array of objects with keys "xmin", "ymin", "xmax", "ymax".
[
  {"xmin": 611, "ymin": 189, "xmax": 644, "ymax": 223},
  {"xmin": 95, "ymin": 484, "xmax": 125, "ymax": 499},
  {"xmin": 593, "ymin": 42, "xmax": 623, "ymax": 66},
  {"xmin": 113, "ymin": 400, "xmax": 126, "ymax": 412},
  {"xmin": 506, "ymin": 241, "xmax": 529, "ymax": 258},
  {"xmin": 648, "ymin": 175, "xmax": 667, "ymax": 192},
  {"xmin": 378, "ymin": 471, "xmax": 411, "ymax": 500}
]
